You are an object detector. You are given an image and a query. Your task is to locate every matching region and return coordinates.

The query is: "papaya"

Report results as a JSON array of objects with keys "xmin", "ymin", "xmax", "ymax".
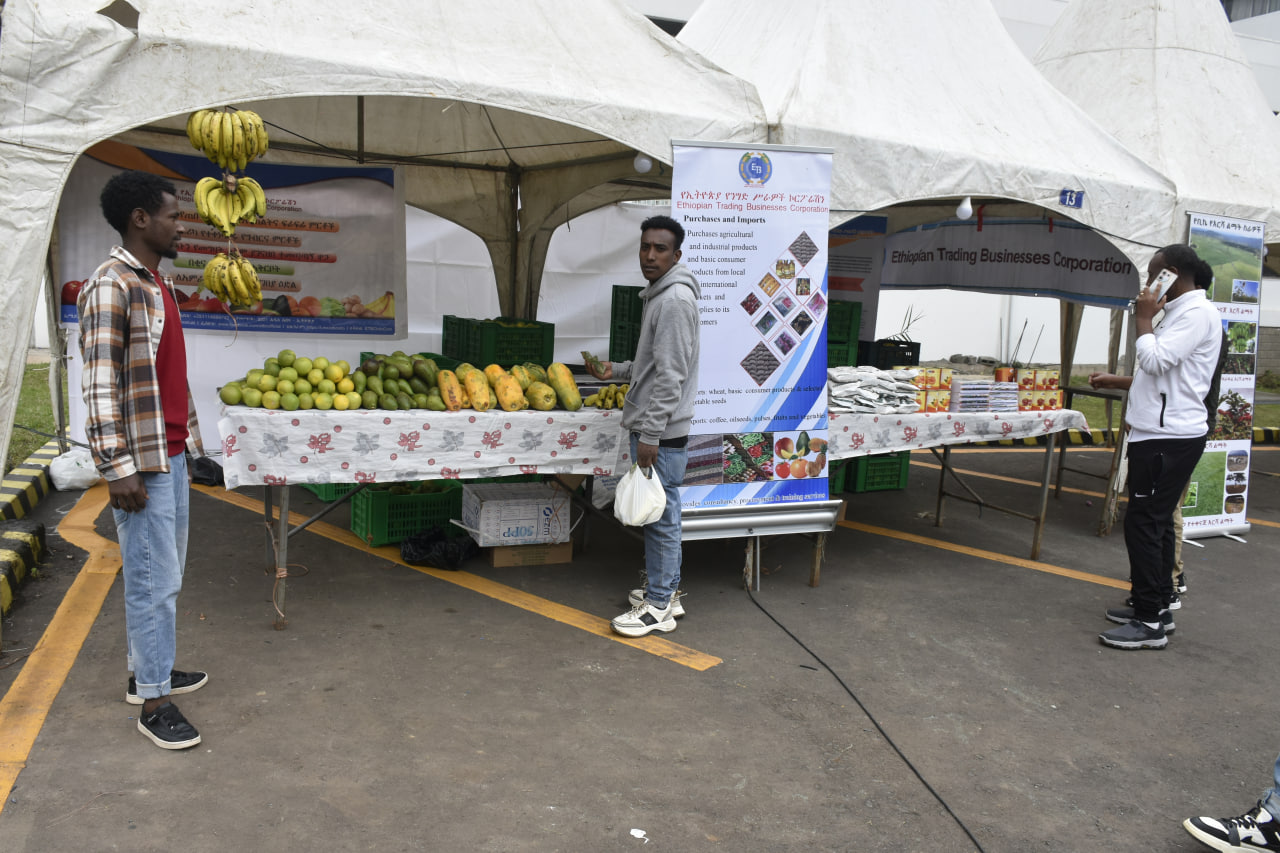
[
  {"xmin": 510, "ymin": 364, "xmax": 533, "ymax": 391},
  {"xmin": 494, "ymin": 374, "xmax": 525, "ymax": 412},
  {"xmin": 546, "ymin": 362, "xmax": 582, "ymax": 411},
  {"xmin": 414, "ymin": 358, "xmax": 439, "ymax": 387},
  {"xmin": 483, "ymin": 364, "xmax": 508, "ymax": 388},
  {"xmin": 436, "ymin": 370, "xmax": 465, "ymax": 412},
  {"xmin": 463, "ymin": 369, "xmax": 492, "ymax": 412},
  {"xmin": 522, "ymin": 362, "xmax": 548, "ymax": 385},
  {"xmin": 455, "ymin": 362, "xmax": 478, "ymax": 379},
  {"xmin": 525, "ymin": 381, "xmax": 557, "ymax": 411}
]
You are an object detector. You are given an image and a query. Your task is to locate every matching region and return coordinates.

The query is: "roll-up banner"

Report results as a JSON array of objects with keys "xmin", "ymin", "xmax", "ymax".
[
  {"xmin": 1182, "ymin": 212, "xmax": 1263, "ymax": 538},
  {"xmin": 56, "ymin": 142, "xmax": 407, "ymax": 337},
  {"xmin": 670, "ymin": 142, "xmax": 833, "ymax": 511}
]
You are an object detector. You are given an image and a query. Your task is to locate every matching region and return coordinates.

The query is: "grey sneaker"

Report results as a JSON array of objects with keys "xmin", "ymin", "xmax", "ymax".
[
  {"xmin": 1099, "ymin": 618, "xmax": 1167, "ymax": 650},
  {"xmin": 627, "ymin": 588, "xmax": 685, "ymax": 618},
  {"xmin": 1105, "ymin": 607, "xmax": 1175, "ymax": 633}
]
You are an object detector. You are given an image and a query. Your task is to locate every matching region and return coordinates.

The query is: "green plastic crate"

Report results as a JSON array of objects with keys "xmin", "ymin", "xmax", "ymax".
[
  {"xmin": 300, "ymin": 482, "xmax": 356, "ymax": 501},
  {"xmin": 349, "ymin": 481, "xmax": 466, "ymax": 546},
  {"xmin": 441, "ymin": 315, "xmax": 555, "ymax": 366},
  {"xmin": 611, "ymin": 285, "xmax": 644, "ymax": 326},
  {"xmin": 609, "ymin": 321, "xmax": 642, "ymax": 363},
  {"xmin": 844, "ymin": 451, "xmax": 911, "ymax": 493},
  {"xmin": 827, "ymin": 300, "xmax": 862, "ymax": 344},
  {"xmin": 827, "ymin": 338, "xmax": 857, "ymax": 367}
]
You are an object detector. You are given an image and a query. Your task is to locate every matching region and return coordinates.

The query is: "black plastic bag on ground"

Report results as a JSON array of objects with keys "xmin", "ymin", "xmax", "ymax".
[
  {"xmin": 190, "ymin": 456, "xmax": 224, "ymax": 486},
  {"xmin": 400, "ymin": 525, "xmax": 478, "ymax": 570}
]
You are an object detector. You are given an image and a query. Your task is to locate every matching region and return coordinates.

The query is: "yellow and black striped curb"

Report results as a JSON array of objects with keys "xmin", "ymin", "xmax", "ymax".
[
  {"xmin": 0, "ymin": 519, "xmax": 46, "ymax": 619},
  {"xmin": 1, "ymin": 440, "xmax": 59, "ymax": 521}
]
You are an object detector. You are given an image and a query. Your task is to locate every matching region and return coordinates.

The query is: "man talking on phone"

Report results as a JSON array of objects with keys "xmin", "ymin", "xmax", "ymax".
[{"xmin": 1088, "ymin": 244, "xmax": 1222, "ymax": 650}]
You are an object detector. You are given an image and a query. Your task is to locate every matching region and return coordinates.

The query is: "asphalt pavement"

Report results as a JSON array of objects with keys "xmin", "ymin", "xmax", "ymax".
[{"xmin": 1, "ymin": 445, "xmax": 1278, "ymax": 852}]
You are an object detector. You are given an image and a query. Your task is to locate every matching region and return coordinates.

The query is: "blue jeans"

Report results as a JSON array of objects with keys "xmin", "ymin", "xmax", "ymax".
[
  {"xmin": 1264, "ymin": 751, "xmax": 1280, "ymax": 816},
  {"xmin": 113, "ymin": 452, "xmax": 189, "ymax": 700},
  {"xmin": 630, "ymin": 434, "xmax": 687, "ymax": 608}
]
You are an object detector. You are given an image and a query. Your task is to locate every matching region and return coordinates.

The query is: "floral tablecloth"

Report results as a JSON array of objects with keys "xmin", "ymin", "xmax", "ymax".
[
  {"xmin": 828, "ymin": 409, "xmax": 1088, "ymax": 459},
  {"xmin": 216, "ymin": 406, "xmax": 631, "ymax": 489}
]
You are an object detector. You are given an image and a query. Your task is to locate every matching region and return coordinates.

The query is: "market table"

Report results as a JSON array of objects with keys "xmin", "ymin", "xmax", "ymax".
[
  {"xmin": 826, "ymin": 408, "xmax": 1089, "ymax": 567},
  {"xmin": 217, "ymin": 405, "xmax": 631, "ymax": 627}
]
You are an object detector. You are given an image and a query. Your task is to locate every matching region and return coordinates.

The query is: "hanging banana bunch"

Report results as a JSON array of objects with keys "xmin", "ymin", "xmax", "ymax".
[
  {"xmin": 201, "ymin": 252, "xmax": 263, "ymax": 308},
  {"xmin": 193, "ymin": 175, "xmax": 267, "ymax": 237},
  {"xmin": 185, "ymin": 108, "xmax": 270, "ymax": 172}
]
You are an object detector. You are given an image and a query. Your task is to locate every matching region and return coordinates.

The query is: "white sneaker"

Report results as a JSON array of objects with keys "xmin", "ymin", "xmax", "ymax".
[
  {"xmin": 627, "ymin": 589, "xmax": 685, "ymax": 618},
  {"xmin": 611, "ymin": 601, "xmax": 676, "ymax": 637}
]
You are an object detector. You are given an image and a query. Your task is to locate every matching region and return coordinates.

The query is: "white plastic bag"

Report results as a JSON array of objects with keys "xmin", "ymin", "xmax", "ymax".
[
  {"xmin": 49, "ymin": 447, "xmax": 101, "ymax": 491},
  {"xmin": 613, "ymin": 464, "xmax": 666, "ymax": 527}
]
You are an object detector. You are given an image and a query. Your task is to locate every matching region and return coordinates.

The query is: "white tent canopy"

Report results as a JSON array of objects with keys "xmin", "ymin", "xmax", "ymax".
[
  {"xmin": 677, "ymin": 0, "xmax": 1180, "ymax": 264},
  {"xmin": 0, "ymin": 0, "xmax": 767, "ymax": 465},
  {"xmin": 1034, "ymin": 0, "xmax": 1280, "ymax": 242}
]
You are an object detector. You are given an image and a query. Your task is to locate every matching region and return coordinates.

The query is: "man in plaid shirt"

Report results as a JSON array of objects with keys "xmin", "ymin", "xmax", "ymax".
[{"xmin": 79, "ymin": 171, "xmax": 208, "ymax": 749}]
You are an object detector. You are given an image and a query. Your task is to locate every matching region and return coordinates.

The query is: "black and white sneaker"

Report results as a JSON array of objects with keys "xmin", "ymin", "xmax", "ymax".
[
  {"xmin": 1105, "ymin": 606, "xmax": 1175, "ymax": 633},
  {"xmin": 1183, "ymin": 801, "xmax": 1280, "ymax": 851},
  {"xmin": 1125, "ymin": 592, "xmax": 1181, "ymax": 611},
  {"xmin": 126, "ymin": 670, "xmax": 209, "ymax": 705},
  {"xmin": 1099, "ymin": 618, "xmax": 1167, "ymax": 650},
  {"xmin": 611, "ymin": 601, "xmax": 676, "ymax": 638},
  {"xmin": 137, "ymin": 702, "xmax": 201, "ymax": 750},
  {"xmin": 627, "ymin": 589, "xmax": 685, "ymax": 618},
  {"xmin": 1176, "ymin": 572, "xmax": 1189, "ymax": 595}
]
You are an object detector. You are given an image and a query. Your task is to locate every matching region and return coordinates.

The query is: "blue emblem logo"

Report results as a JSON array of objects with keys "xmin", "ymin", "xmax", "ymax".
[{"xmin": 739, "ymin": 152, "xmax": 772, "ymax": 186}]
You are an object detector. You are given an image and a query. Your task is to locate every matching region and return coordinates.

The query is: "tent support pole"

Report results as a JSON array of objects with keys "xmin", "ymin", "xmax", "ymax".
[{"xmin": 356, "ymin": 96, "xmax": 365, "ymax": 164}]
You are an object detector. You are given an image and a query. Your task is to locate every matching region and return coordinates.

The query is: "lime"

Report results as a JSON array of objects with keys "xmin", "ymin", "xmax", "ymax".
[
  {"xmin": 261, "ymin": 390, "xmax": 281, "ymax": 410},
  {"xmin": 298, "ymin": 392, "xmax": 314, "ymax": 410},
  {"xmin": 241, "ymin": 387, "xmax": 263, "ymax": 407},
  {"xmin": 346, "ymin": 391, "xmax": 362, "ymax": 409},
  {"xmin": 314, "ymin": 392, "xmax": 333, "ymax": 410},
  {"xmin": 219, "ymin": 384, "xmax": 243, "ymax": 405},
  {"xmin": 277, "ymin": 366, "xmax": 299, "ymax": 383},
  {"xmin": 307, "ymin": 368, "xmax": 324, "ymax": 386},
  {"xmin": 257, "ymin": 374, "xmax": 277, "ymax": 392},
  {"xmin": 337, "ymin": 377, "xmax": 355, "ymax": 394},
  {"xmin": 293, "ymin": 357, "xmax": 314, "ymax": 375},
  {"xmin": 333, "ymin": 393, "xmax": 350, "ymax": 411},
  {"xmin": 277, "ymin": 349, "xmax": 296, "ymax": 368},
  {"xmin": 275, "ymin": 379, "xmax": 295, "ymax": 396},
  {"xmin": 294, "ymin": 378, "xmax": 313, "ymax": 395},
  {"xmin": 281, "ymin": 393, "xmax": 300, "ymax": 411},
  {"xmin": 246, "ymin": 368, "xmax": 265, "ymax": 386},
  {"xmin": 317, "ymin": 379, "xmax": 337, "ymax": 395},
  {"xmin": 313, "ymin": 356, "xmax": 330, "ymax": 372},
  {"xmin": 264, "ymin": 357, "xmax": 281, "ymax": 377}
]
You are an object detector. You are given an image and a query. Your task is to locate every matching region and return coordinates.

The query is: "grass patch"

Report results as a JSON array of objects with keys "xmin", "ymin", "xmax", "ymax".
[{"xmin": 5, "ymin": 362, "xmax": 70, "ymax": 474}]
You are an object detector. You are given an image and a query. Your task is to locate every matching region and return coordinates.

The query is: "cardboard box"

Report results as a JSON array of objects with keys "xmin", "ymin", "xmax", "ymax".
[
  {"xmin": 488, "ymin": 541, "xmax": 573, "ymax": 567},
  {"xmin": 460, "ymin": 482, "xmax": 572, "ymax": 547},
  {"xmin": 993, "ymin": 366, "xmax": 1015, "ymax": 383}
]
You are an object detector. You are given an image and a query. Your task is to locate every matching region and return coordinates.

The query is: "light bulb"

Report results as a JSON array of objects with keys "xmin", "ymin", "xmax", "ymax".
[
  {"xmin": 633, "ymin": 153, "xmax": 654, "ymax": 174},
  {"xmin": 956, "ymin": 197, "xmax": 973, "ymax": 220}
]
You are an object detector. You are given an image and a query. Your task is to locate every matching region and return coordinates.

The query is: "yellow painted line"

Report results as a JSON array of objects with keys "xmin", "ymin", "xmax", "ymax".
[
  {"xmin": 194, "ymin": 485, "xmax": 722, "ymax": 672},
  {"xmin": 1250, "ymin": 517, "xmax": 1280, "ymax": 529},
  {"xmin": 0, "ymin": 481, "xmax": 119, "ymax": 813},
  {"xmin": 837, "ymin": 518, "xmax": 1129, "ymax": 590}
]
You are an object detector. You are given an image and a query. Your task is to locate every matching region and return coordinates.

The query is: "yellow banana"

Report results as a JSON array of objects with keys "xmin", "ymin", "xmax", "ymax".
[
  {"xmin": 229, "ymin": 111, "xmax": 245, "ymax": 172},
  {"xmin": 241, "ymin": 258, "xmax": 262, "ymax": 302},
  {"xmin": 241, "ymin": 176, "xmax": 267, "ymax": 218},
  {"xmin": 186, "ymin": 110, "xmax": 208, "ymax": 149},
  {"xmin": 235, "ymin": 183, "xmax": 254, "ymax": 223},
  {"xmin": 237, "ymin": 111, "xmax": 260, "ymax": 160},
  {"xmin": 193, "ymin": 177, "xmax": 218, "ymax": 223},
  {"xmin": 252, "ymin": 112, "xmax": 269, "ymax": 156},
  {"xmin": 219, "ymin": 112, "xmax": 233, "ymax": 170},
  {"xmin": 226, "ymin": 258, "xmax": 249, "ymax": 305},
  {"xmin": 202, "ymin": 111, "xmax": 220, "ymax": 165}
]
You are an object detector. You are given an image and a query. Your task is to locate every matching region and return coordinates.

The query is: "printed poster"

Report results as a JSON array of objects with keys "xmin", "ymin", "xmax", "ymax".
[
  {"xmin": 1180, "ymin": 212, "xmax": 1263, "ymax": 538},
  {"xmin": 670, "ymin": 142, "xmax": 832, "ymax": 511},
  {"xmin": 829, "ymin": 215, "xmax": 887, "ymax": 341},
  {"xmin": 56, "ymin": 142, "xmax": 406, "ymax": 336}
]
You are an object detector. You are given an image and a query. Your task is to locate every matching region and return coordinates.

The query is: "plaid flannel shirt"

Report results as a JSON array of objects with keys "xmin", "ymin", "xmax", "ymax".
[{"xmin": 78, "ymin": 246, "xmax": 203, "ymax": 481}]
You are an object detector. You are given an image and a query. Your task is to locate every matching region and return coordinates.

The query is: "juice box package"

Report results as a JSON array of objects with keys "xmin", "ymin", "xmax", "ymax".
[
  {"xmin": 1018, "ymin": 389, "xmax": 1036, "ymax": 411},
  {"xmin": 925, "ymin": 390, "xmax": 951, "ymax": 413},
  {"xmin": 1037, "ymin": 370, "xmax": 1060, "ymax": 391},
  {"xmin": 1016, "ymin": 368, "xmax": 1038, "ymax": 391},
  {"xmin": 994, "ymin": 366, "xmax": 1016, "ymax": 383},
  {"xmin": 1047, "ymin": 390, "xmax": 1063, "ymax": 410}
]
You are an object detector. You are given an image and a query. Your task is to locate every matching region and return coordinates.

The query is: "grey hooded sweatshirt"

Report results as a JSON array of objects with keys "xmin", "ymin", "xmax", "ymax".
[{"xmin": 613, "ymin": 262, "xmax": 701, "ymax": 445}]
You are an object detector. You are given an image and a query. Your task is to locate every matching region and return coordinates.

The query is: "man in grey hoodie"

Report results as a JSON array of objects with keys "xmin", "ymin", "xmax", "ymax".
[{"xmin": 586, "ymin": 215, "xmax": 701, "ymax": 637}]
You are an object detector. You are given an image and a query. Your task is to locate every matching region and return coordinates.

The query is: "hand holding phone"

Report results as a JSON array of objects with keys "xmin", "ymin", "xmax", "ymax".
[{"xmin": 1149, "ymin": 268, "xmax": 1178, "ymax": 303}]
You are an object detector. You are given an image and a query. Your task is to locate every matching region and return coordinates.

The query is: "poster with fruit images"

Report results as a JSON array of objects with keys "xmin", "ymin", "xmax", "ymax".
[
  {"xmin": 670, "ymin": 142, "xmax": 833, "ymax": 511},
  {"xmin": 1178, "ymin": 212, "xmax": 1262, "ymax": 538},
  {"xmin": 56, "ymin": 142, "xmax": 406, "ymax": 337}
]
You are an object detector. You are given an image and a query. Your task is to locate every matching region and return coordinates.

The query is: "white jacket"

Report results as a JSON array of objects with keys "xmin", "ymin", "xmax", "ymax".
[{"xmin": 1126, "ymin": 288, "xmax": 1222, "ymax": 442}]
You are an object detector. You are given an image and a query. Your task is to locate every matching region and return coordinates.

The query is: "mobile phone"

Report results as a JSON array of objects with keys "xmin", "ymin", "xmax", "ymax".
[{"xmin": 1149, "ymin": 268, "xmax": 1178, "ymax": 302}]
